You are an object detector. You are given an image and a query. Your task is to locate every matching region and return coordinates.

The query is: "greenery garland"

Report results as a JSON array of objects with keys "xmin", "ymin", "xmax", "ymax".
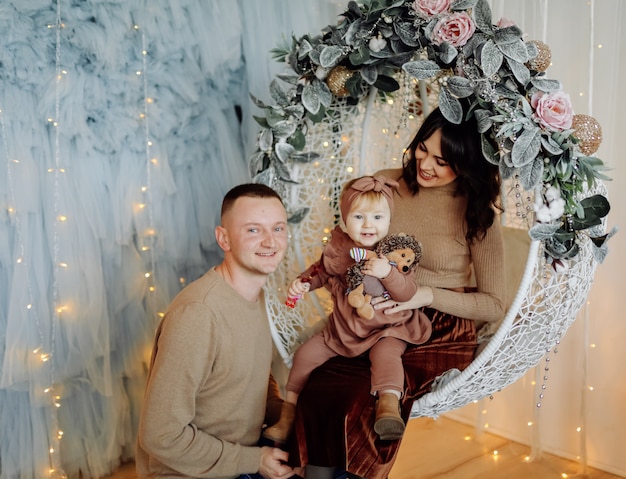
[{"xmin": 249, "ymin": 0, "xmax": 612, "ymax": 266}]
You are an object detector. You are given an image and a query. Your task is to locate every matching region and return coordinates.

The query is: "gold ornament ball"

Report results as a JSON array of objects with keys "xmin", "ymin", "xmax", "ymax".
[
  {"xmin": 326, "ymin": 66, "xmax": 353, "ymax": 97},
  {"xmin": 526, "ymin": 40, "xmax": 551, "ymax": 72},
  {"xmin": 572, "ymin": 114, "xmax": 603, "ymax": 155}
]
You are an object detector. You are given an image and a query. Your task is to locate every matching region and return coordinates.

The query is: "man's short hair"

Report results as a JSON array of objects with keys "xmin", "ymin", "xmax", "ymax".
[{"xmin": 221, "ymin": 183, "xmax": 284, "ymax": 219}]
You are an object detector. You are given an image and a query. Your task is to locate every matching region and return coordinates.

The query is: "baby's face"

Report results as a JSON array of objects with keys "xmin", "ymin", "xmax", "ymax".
[{"xmin": 343, "ymin": 197, "xmax": 391, "ymax": 248}]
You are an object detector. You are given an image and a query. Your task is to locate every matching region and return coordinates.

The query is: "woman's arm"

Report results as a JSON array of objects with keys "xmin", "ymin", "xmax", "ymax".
[{"xmin": 375, "ymin": 220, "xmax": 506, "ymax": 323}]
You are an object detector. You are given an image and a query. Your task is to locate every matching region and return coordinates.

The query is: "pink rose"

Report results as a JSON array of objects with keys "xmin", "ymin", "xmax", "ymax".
[
  {"xmin": 531, "ymin": 91, "xmax": 574, "ymax": 131},
  {"xmin": 496, "ymin": 17, "xmax": 516, "ymax": 28},
  {"xmin": 431, "ymin": 12, "xmax": 476, "ymax": 47},
  {"xmin": 412, "ymin": 0, "xmax": 450, "ymax": 16}
]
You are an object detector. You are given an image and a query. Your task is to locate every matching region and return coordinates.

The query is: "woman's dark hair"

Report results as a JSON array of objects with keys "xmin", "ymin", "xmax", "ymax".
[{"xmin": 402, "ymin": 107, "xmax": 502, "ymax": 243}]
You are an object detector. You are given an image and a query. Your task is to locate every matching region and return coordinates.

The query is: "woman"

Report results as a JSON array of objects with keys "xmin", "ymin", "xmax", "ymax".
[{"xmin": 288, "ymin": 107, "xmax": 506, "ymax": 479}]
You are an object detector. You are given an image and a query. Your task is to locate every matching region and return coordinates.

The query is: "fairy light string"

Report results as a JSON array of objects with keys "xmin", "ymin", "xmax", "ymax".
[
  {"xmin": 136, "ymin": 24, "xmax": 160, "ymax": 319},
  {"xmin": 47, "ymin": 0, "xmax": 67, "ymax": 477}
]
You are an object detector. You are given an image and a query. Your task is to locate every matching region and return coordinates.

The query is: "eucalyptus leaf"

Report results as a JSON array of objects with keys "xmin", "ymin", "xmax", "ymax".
[
  {"xmin": 520, "ymin": 96, "xmax": 533, "ymax": 118},
  {"xmin": 313, "ymin": 79, "xmax": 333, "ymax": 107},
  {"xmin": 529, "ymin": 223, "xmax": 561, "ymax": 240},
  {"xmin": 437, "ymin": 42, "xmax": 459, "ymax": 65},
  {"xmin": 269, "ymin": 79, "xmax": 290, "ymax": 106},
  {"xmin": 394, "ymin": 21, "xmax": 421, "ymax": 47},
  {"xmin": 452, "ymin": 0, "xmax": 478, "ymax": 10},
  {"xmin": 249, "ymin": 93, "xmax": 267, "ymax": 109},
  {"xmin": 298, "ymin": 39, "xmax": 313, "ymax": 59},
  {"xmin": 481, "ymin": 135, "xmax": 500, "ymax": 165},
  {"xmin": 446, "ymin": 76, "xmax": 474, "ymax": 98},
  {"xmin": 506, "ymin": 57, "xmax": 530, "ymax": 85},
  {"xmin": 320, "ymin": 45, "xmax": 345, "ymax": 68},
  {"xmin": 253, "ymin": 167, "xmax": 274, "ymax": 187},
  {"xmin": 402, "ymin": 59, "xmax": 440, "ymax": 79},
  {"xmin": 248, "ymin": 151, "xmax": 265, "ymax": 177},
  {"xmin": 306, "ymin": 104, "xmax": 326, "ymax": 123},
  {"xmin": 519, "ymin": 156, "xmax": 544, "ymax": 190},
  {"xmin": 273, "ymin": 158, "xmax": 296, "ymax": 183},
  {"xmin": 471, "ymin": 0, "xmax": 494, "ymax": 34},
  {"xmin": 277, "ymin": 73, "xmax": 299, "ymax": 85},
  {"xmin": 544, "ymin": 236, "xmax": 579, "ymax": 259},
  {"xmin": 541, "ymin": 135, "xmax": 564, "ymax": 156},
  {"xmin": 301, "ymin": 84, "xmax": 321, "ymax": 114},
  {"xmin": 345, "ymin": 74, "xmax": 363, "ymax": 97},
  {"xmin": 284, "ymin": 104, "xmax": 305, "ymax": 118},
  {"xmin": 288, "ymin": 129, "xmax": 306, "ymax": 151},
  {"xmin": 439, "ymin": 88, "xmax": 463, "ymax": 124},
  {"xmin": 291, "ymin": 152, "xmax": 321, "ymax": 163},
  {"xmin": 570, "ymin": 194, "xmax": 610, "ymax": 230},
  {"xmin": 498, "ymin": 39, "xmax": 530, "ymax": 63},
  {"xmin": 480, "ymin": 40, "xmax": 503, "ymax": 77},
  {"xmin": 494, "ymin": 26, "xmax": 524, "ymax": 44},
  {"xmin": 531, "ymin": 78, "xmax": 562, "ymax": 93},
  {"xmin": 526, "ymin": 42, "xmax": 538, "ymax": 61},
  {"xmin": 253, "ymin": 115, "xmax": 269, "ymax": 128},
  {"xmin": 273, "ymin": 120, "xmax": 298, "ymax": 139},
  {"xmin": 288, "ymin": 207, "xmax": 310, "ymax": 224},
  {"xmin": 374, "ymin": 75, "xmax": 400, "ymax": 92},
  {"xmin": 275, "ymin": 142, "xmax": 295, "ymax": 163},
  {"xmin": 474, "ymin": 109, "xmax": 493, "ymax": 133},
  {"xmin": 349, "ymin": 45, "xmax": 370, "ymax": 65},
  {"xmin": 265, "ymin": 107, "xmax": 285, "ymax": 127},
  {"xmin": 511, "ymin": 126, "xmax": 541, "ymax": 167},
  {"xmin": 361, "ymin": 64, "xmax": 379, "ymax": 85},
  {"xmin": 259, "ymin": 128, "xmax": 274, "ymax": 151}
]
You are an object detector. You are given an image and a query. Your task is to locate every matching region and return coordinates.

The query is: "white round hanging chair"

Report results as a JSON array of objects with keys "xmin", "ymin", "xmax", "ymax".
[{"xmin": 251, "ymin": 1, "xmax": 611, "ymax": 419}]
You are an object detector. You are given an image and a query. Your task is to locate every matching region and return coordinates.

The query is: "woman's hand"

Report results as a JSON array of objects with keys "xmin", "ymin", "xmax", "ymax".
[{"xmin": 372, "ymin": 286, "xmax": 433, "ymax": 314}]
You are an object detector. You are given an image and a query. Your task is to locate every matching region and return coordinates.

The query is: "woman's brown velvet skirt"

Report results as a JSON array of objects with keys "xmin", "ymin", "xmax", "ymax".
[{"xmin": 287, "ymin": 308, "xmax": 477, "ymax": 479}]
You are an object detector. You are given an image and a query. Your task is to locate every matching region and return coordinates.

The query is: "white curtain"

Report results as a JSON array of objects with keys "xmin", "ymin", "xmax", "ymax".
[{"xmin": 448, "ymin": 1, "xmax": 626, "ymax": 477}]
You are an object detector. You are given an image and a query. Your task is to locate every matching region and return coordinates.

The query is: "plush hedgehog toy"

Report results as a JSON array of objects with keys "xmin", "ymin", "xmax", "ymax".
[{"xmin": 346, "ymin": 233, "xmax": 422, "ymax": 320}]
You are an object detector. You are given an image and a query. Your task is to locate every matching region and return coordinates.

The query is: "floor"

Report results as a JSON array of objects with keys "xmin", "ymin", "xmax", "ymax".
[{"xmin": 107, "ymin": 417, "xmax": 622, "ymax": 479}]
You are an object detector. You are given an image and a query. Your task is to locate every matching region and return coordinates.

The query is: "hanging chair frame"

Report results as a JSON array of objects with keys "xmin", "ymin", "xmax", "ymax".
[
  {"xmin": 261, "ymin": 75, "xmax": 606, "ymax": 418},
  {"xmin": 253, "ymin": 0, "xmax": 611, "ymax": 419}
]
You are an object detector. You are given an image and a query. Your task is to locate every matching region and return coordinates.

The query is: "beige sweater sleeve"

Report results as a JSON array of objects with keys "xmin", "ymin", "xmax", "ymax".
[{"xmin": 430, "ymin": 218, "xmax": 506, "ymax": 322}]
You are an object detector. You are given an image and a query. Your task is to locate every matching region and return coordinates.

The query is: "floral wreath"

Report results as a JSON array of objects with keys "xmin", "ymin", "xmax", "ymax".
[{"xmin": 249, "ymin": 0, "xmax": 613, "ymax": 267}]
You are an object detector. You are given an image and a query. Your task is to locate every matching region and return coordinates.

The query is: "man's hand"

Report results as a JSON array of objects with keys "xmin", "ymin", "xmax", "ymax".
[{"xmin": 259, "ymin": 447, "xmax": 294, "ymax": 479}]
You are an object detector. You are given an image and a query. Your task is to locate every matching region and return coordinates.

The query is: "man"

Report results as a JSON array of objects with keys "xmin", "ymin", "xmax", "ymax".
[{"xmin": 136, "ymin": 183, "xmax": 294, "ymax": 479}]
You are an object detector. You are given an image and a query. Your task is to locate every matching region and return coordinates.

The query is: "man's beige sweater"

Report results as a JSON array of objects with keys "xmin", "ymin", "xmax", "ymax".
[{"xmin": 136, "ymin": 268, "xmax": 273, "ymax": 478}]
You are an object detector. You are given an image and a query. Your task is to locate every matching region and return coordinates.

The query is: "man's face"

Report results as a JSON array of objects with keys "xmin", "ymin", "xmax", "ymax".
[{"xmin": 220, "ymin": 196, "xmax": 288, "ymax": 276}]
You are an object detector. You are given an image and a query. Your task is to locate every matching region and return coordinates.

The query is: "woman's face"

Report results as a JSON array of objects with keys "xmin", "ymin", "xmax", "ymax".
[{"xmin": 414, "ymin": 129, "xmax": 458, "ymax": 188}]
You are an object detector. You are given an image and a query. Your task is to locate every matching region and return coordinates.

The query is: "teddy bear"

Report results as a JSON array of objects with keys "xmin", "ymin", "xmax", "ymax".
[{"xmin": 346, "ymin": 233, "xmax": 422, "ymax": 320}]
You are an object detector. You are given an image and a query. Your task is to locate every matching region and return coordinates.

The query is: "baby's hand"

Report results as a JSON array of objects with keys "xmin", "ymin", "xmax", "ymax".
[
  {"xmin": 285, "ymin": 278, "xmax": 311, "ymax": 307},
  {"xmin": 363, "ymin": 256, "xmax": 393, "ymax": 279},
  {"xmin": 288, "ymin": 278, "xmax": 310, "ymax": 298}
]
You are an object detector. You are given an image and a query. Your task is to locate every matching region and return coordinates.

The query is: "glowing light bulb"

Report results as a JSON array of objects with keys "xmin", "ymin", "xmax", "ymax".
[
  {"xmin": 57, "ymin": 215, "xmax": 67, "ymax": 222},
  {"xmin": 145, "ymin": 272, "xmax": 151, "ymax": 278}
]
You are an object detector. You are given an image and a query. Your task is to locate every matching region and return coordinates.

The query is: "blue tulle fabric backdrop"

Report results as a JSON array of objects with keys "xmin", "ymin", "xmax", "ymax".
[{"xmin": 0, "ymin": 1, "xmax": 341, "ymax": 478}]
